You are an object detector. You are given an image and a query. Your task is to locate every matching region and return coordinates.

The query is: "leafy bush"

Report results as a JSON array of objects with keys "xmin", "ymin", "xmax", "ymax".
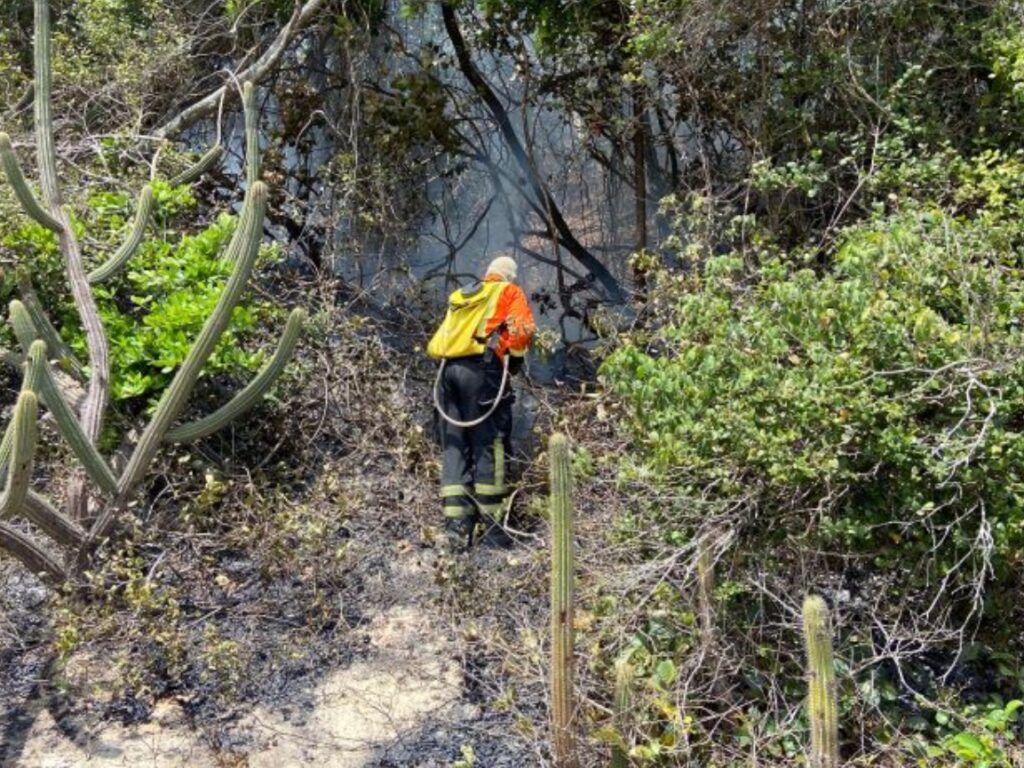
[
  {"xmin": 595, "ymin": 142, "xmax": 1024, "ymax": 761},
  {"xmin": 924, "ymin": 700, "xmax": 1023, "ymax": 767},
  {"xmin": 0, "ymin": 179, "xmax": 278, "ymax": 406},
  {"xmin": 604, "ymin": 194, "xmax": 1024, "ymax": 600}
]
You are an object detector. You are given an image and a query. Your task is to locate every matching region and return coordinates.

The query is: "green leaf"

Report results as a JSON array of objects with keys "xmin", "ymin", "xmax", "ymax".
[{"xmin": 655, "ymin": 659, "xmax": 677, "ymax": 687}]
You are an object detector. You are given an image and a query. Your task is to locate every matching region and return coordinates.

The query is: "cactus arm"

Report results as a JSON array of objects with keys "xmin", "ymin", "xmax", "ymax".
[
  {"xmin": 165, "ymin": 307, "xmax": 304, "ymax": 443},
  {"xmin": 0, "ymin": 392, "xmax": 39, "ymax": 520},
  {"xmin": 33, "ymin": 0, "xmax": 59, "ymax": 206},
  {"xmin": 35, "ymin": 358, "xmax": 117, "ymax": 494},
  {"xmin": 168, "ymin": 145, "xmax": 224, "ymax": 186},
  {"xmin": 88, "ymin": 185, "xmax": 154, "ymax": 283},
  {"xmin": 0, "ymin": 419, "xmax": 12, "ymax": 480},
  {"xmin": 0, "ymin": 409, "xmax": 24, "ymax": 486},
  {"xmin": 222, "ymin": 179, "xmax": 256, "ymax": 264},
  {"xmin": 33, "ymin": 0, "xmax": 110, "ymax": 465},
  {"xmin": 243, "ymin": 82, "xmax": 260, "ymax": 186},
  {"xmin": 549, "ymin": 432, "xmax": 578, "ymax": 768},
  {"xmin": 109, "ymin": 181, "xmax": 268, "ymax": 511},
  {"xmin": 0, "ymin": 521, "xmax": 64, "ymax": 580},
  {"xmin": 0, "ymin": 391, "xmax": 74, "ymax": 575},
  {"xmin": 0, "ymin": 339, "xmax": 45, "ymax": 471},
  {"xmin": 803, "ymin": 595, "xmax": 840, "ymax": 768},
  {"xmin": 22, "ymin": 338, "xmax": 47, "ymax": 395},
  {"xmin": 17, "ymin": 271, "xmax": 84, "ymax": 378},
  {"xmin": 21, "ymin": 491, "xmax": 84, "ymax": 546},
  {"xmin": 9, "ymin": 302, "xmax": 117, "ymax": 494},
  {"xmin": 8, "ymin": 299, "xmax": 38, "ymax": 351},
  {"xmin": 0, "ymin": 133, "xmax": 61, "ymax": 231},
  {"xmin": 0, "ymin": 340, "xmax": 47, "ymax": 483}
]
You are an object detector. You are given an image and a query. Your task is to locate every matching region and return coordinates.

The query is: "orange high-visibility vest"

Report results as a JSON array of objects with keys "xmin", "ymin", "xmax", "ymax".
[{"xmin": 427, "ymin": 274, "xmax": 535, "ymax": 360}]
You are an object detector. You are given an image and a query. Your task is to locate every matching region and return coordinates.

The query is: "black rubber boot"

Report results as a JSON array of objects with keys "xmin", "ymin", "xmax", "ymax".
[
  {"xmin": 464, "ymin": 510, "xmax": 481, "ymax": 549},
  {"xmin": 443, "ymin": 514, "xmax": 478, "ymax": 552}
]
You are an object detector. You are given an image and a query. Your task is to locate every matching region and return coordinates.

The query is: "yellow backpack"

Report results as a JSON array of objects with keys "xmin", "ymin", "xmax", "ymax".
[{"xmin": 427, "ymin": 281, "xmax": 507, "ymax": 359}]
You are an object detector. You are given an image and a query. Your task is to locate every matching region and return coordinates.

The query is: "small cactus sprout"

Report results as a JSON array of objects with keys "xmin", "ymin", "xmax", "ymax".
[
  {"xmin": 802, "ymin": 594, "xmax": 839, "ymax": 768},
  {"xmin": 610, "ymin": 655, "xmax": 634, "ymax": 768}
]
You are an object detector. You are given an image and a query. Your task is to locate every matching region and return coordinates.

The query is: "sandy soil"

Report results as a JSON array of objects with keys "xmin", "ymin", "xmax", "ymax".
[{"xmin": 11, "ymin": 556, "xmax": 475, "ymax": 768}]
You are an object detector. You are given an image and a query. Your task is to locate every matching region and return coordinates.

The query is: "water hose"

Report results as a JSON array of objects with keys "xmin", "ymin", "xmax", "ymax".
[{"xmin": 433, "ymin": 354, "xmax": 510, "ymax": 428}]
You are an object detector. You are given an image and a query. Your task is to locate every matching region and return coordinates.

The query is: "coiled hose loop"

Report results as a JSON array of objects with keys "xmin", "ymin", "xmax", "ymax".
[{"xmin": 433, "ymin": 354, "xmax": 510, "ymax": 428}]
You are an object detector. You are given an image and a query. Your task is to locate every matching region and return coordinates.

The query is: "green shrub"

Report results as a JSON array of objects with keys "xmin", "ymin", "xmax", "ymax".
[
  {"xmin": 918, "ymin": 699, "xmax": 1023, "ymax": 767},
  {"xmin": 1, "ymin": 179, "xmax": 278, "ymax": 406},
  {"xmin": 600, "ymin": 131, "xmax": 1024, "ymax": 656},
  {"xmin": 593, "ymin": 142, "xmax": 1024, "ymax": 762},
  {"xmin": 604, "ymin": 194, "xmax": 1024, "ymax": 583}
]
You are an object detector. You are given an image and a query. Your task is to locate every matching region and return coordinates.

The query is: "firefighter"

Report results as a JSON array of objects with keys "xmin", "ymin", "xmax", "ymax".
[{"xmin": 427, "ymin": 256, "xmax": 536, "ymax": 547}]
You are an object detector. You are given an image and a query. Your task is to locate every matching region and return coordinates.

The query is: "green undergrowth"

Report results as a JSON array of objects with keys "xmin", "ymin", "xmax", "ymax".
[
  {"xmin": 0, "ymin": 175, "xmax": 281, "ymax": 410},
  {"xmin": 37, "ymin": 301, "xmax": 436, "ymax": 724},
  {"xmin": 585, "ymin": 134, "xmax": 1024, "ymax": 764}
]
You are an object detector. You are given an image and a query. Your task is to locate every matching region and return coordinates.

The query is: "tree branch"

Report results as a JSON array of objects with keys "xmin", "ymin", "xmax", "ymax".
[
  {"xmin": 152, "ymin": 0, "xmax": 327, "ymax": 139},
  {"xmin": 440, "ymin": 2, "xmax": 624, "ymax": 303}
]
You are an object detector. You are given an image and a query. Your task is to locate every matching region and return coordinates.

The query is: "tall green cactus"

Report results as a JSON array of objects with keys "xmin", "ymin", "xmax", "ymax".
[
  {"xmin": 803, "ymin": 595, "xmax": 840, "ymax": 768},
  {"xmin": 113, "ymin": 180, "xmax": 269, "ymax": 500},
  {"xmin": 30, "ymin": 0, "xmax": 107, "ymax": 457},
  {"xmin": 549, "ymin": 432, "xmax": 578, "ymax": 768},
  {"xmin": 0, "ymin": 0, "xmax": 304, "ymax": 582}
]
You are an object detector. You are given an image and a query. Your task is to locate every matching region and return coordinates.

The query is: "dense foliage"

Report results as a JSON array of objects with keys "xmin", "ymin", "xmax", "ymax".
[
  {"xmin": 605, "ymin": 172, "xmax": 1024, "ymax": 595},
  {"xmin": 590, "ymin": 4, "xmax": 1024, "ymax": 762},
  {"xmin": 4, "ymin": 0, "xmax": 1024, "ymax": 764},
  {"xmin": 1, "ymin": 179, "xmax": 276, "ymax": 407}
]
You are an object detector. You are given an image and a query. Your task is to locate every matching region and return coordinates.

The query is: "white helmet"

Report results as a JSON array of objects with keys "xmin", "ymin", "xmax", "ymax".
[{"xmin": 485, "ymin": 255, "xmax": 518, "ymax": 281}]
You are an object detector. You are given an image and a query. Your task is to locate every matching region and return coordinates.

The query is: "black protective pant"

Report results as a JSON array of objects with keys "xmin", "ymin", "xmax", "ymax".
[{"xmin": 438, "ymin": 355, "xmax": 512, "ymax": 523}]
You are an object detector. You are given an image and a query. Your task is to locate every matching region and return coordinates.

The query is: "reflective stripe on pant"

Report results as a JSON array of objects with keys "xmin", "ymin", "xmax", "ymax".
[
  {"xmin": 438, "ymin": 356, "xmax": 511, "ymax": 520},
  {"xmin": 474, "ymin": 437, "xmax": 506, "ymax": 522},
  {"xmin": 442, "ymin": 484, "xmax": 474, "ymax": 519}
]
